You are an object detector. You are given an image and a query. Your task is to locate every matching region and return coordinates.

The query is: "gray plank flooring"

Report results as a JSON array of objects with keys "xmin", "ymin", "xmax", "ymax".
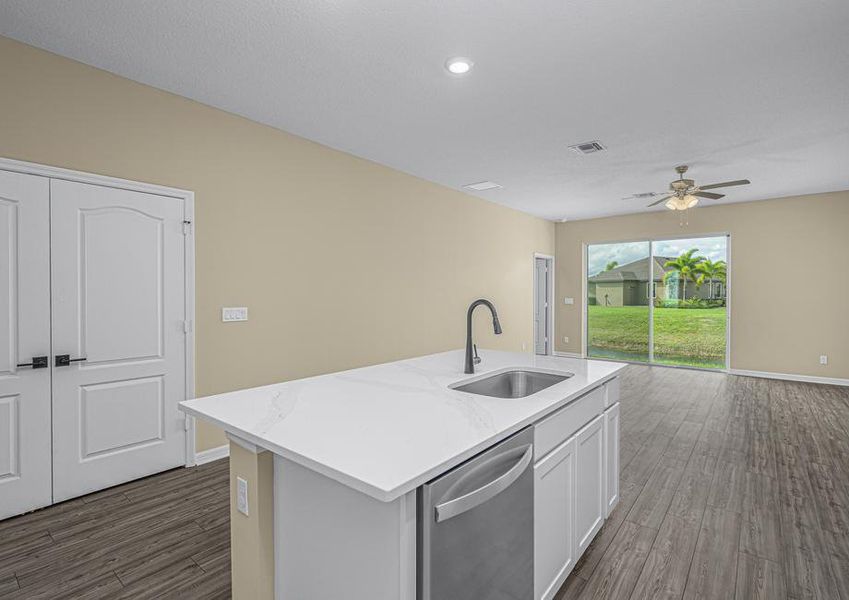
[
  {"xmin": 1, "ymin": 365, "xmax": 847, "ymax": 599},
  {"xmin": 0, "ymin": 458, "xmax": 229, "ymax": 599},
  {"xmin": 556, "ymin": 365, "xmax": 849, "ymax": 600}
]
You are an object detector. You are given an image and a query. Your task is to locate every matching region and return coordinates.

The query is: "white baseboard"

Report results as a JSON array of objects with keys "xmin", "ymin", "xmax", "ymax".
[
  {"xmin": 195, "ymin": 444, "xmax": 230, "ymax": 465},
  {"xmin": 729, "ymin": 369, "xmax": 849, "ymax": 387},
  {"xmin": 553, "ymin": 351, "xmax": 584, "ymax": 359}
]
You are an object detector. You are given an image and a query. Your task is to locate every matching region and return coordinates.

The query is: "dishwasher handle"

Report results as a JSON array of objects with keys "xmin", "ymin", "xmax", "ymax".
[{"xmin": 434, "ymin": 444, "xmax": 533, "ymax": 523}]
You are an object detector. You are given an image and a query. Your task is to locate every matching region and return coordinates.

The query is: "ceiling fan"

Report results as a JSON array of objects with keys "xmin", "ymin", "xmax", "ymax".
[{"xmin": 637, "ymin": 165, "xmax": 750, "ymax": 210}]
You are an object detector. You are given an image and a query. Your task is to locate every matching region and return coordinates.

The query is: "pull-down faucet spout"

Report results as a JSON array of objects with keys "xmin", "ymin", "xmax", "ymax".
[{"xmin": 465, "ymin": 299, "xmax": 502, "ymax": 374}]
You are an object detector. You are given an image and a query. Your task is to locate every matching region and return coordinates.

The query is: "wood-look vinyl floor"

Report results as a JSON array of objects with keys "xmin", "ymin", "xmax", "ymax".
[
  {"xmin": 1, "ymin": 365, "xmax": 848, "ymax": 599},
  {"xmin": 0, "ymin": 458, "xmax": 230, "ymax": 599},
  {"xmin": 556, "ymin": 365, "xmax": 849, "ymax": 600}
]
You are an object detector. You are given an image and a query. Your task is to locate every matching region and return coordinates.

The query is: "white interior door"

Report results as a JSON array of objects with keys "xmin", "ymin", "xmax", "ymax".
[
  {"xmin": 534, "ymin": 258, "xmax": 549, "ymax": 355},
  {"xmin": 0, "ymin": 171, "xmax": 52, "ymax": 519},
  {"xmin": 50, "ymin": 179, "xmax": 187, "ymax": 502}
]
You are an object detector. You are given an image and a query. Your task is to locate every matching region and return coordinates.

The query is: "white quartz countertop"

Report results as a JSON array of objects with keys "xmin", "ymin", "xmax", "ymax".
[{"xmin": 180, "ymin": 350, "xmax": 625, "ymax": 502}]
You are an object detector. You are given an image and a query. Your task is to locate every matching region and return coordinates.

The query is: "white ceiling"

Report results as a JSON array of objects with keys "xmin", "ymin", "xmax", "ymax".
[{"xmin": 2, "ymin": 0, "xmax": 848, "ymax": 221}]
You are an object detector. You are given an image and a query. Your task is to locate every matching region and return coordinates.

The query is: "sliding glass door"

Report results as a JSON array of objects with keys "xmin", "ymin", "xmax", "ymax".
[
  {"xmin": 587, "ymin": 242, "xmax": 651, "ymax": 362},
  {"xmin": 587, "ymin": 236, "xmax": 728, "ymax": 369}
]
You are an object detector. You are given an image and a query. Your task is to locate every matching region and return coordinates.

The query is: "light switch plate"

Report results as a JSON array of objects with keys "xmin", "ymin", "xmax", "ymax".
[
  {"xmin": 237, "ymin": 477, "xmax": 249, "ymax": 515},
  {"xmin": 564, "ymin": 297, "xmax": 574, "ymax": 305},
  {"xmin": 222, "ymin": 307, "xmax": 248, "ymax": 322}
]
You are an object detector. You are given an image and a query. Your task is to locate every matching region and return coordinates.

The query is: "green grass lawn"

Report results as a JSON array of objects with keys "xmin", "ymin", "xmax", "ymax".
[{"xmin": 588, "ymin": 305, "xmax": 726, "ymax": 369}]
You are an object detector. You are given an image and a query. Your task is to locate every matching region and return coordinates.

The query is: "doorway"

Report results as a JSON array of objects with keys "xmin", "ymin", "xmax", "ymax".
[
  {"xmin": 0, "ymin": 159, "xmax": 194, "ymax": 519},
  {"xmin": 534, "ymin": 254, "xmax": 554, "ymax": 355},
  {"xmin": 585, "ymin": 235, "xmax": 729, "ymax": 369}
]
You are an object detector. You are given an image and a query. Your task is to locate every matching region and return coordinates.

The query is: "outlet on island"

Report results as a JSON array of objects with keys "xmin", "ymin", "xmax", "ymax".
[{"xmin": 237, "ymin": 477, "xmax": 249, "ymax": 515}]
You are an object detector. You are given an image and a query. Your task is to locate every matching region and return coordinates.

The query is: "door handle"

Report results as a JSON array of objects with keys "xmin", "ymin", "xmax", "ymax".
[
  {"xmin": 55, "ymin": 354, "xmax": 87, "ymax": 367},
  {"xmin": 17, "ymin": 356, "xmax": 48, "ymax": 369},
  {"xmin": 434, "ymin": 444, "xmax": 533, "ymax": 523}
]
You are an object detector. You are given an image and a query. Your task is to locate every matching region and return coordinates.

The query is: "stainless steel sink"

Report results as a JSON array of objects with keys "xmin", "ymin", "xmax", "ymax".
[{"xmin": 451, "ymin": 370, "xmax": 572, "ymax": 399}]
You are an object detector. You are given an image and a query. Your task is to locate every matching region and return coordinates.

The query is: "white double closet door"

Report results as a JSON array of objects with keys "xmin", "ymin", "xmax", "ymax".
[{"xmin": 1, "ymin": 169, "xmax": 189, "ymax": 519}]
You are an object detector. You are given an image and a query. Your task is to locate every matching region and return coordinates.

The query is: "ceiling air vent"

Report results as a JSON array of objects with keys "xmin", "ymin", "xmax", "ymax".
[
  {"xmin": 463, "ymin": 181, "xmax": 502, "ymax": 191},
  {"xmin": 568, "ymin": 141, "xmax": 606, "ymax": 155}
]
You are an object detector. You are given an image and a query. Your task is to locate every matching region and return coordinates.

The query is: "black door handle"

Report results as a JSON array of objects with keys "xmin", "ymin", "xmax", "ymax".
[
  {"xmin": 17, "ymin": 356, "xmax": 48, "ymax": 369},
  {"xmin": 55, "ymin": 354, "xmax": 87, "ymax": 367}
]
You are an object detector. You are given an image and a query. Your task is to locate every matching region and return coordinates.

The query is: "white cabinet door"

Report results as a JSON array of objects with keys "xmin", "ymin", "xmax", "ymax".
[
  {"xmin": 50, "ymin": 179, "xmax": 187, "ymax": 502},
  {"xmin": 575, "ymin": 414, "xmax": 604, "ymax": 557},
  {"xmin": 604, "ymin": 402, "xmax": 620, "ymax": 516},
  {"xmin": 0, "ymin": 171, "xmax": 52, "ymax": 519},
  {"xmin": 534, "ymin": 436, "xmax": 576, "ymax": 600}
]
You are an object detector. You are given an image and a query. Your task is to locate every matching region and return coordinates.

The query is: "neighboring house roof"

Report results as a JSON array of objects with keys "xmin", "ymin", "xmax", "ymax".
[{"xmin": 589, "ymin": 256, "xmax": 677, "ymax": 283}]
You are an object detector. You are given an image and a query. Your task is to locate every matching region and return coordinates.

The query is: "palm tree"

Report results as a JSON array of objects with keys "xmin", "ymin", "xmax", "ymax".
[
  {"xmin": 695, "ymin": 259, "xmax": 727, "ymax": 299},
  {"xmin": 663, "ymin": 249, "xmax": 706, "ymax": 301}
]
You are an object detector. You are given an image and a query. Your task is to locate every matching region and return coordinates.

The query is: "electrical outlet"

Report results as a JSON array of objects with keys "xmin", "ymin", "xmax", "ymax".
[
  {"xmin": 237, "ymin": 477, "xmax": 249, "ymax": 515},
  {"xmin": 564, "ymin": 336, "xmax": 569, "ymax": 344},
  {"xmin": 222, "ymin": 307, "xmax": 248, "ymax": 322},
  {"xmin": 564, "ymin": 297, "xmax": 575, "ymax": 305},
  {"xmin": 820, "ymin": 355, "xmax": 828, "ymax": 365}
]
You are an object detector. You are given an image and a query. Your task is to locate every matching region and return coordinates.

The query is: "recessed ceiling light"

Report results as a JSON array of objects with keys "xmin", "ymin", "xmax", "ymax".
[
  {"xmin": 445, "ymin": 57, "xmax": 473, "ymax": 75},
  {"xmin": 464, "ymin": 181, "xmax": 501, "ymax": 191}
]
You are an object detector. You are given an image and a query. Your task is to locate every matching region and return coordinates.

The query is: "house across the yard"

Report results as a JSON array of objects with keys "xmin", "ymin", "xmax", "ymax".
[{"xmin": 588, "ymin": 256, "xmax": 724, "ymax": 306}]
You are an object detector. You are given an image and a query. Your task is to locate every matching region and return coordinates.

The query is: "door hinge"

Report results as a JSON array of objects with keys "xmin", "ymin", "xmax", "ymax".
[
  {"xmin": 183, "ymin": 319, "xmax": 193, "ymax": 334},
  {"xmin": 182, "ymin": 220, "xmax": 193, "ymax": 235},
  {"xmin": 184, "ymin": 415, "xmax": 191, "ymax": 431}
]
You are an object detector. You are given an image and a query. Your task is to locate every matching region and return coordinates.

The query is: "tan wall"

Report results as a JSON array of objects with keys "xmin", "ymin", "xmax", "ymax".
[
  {"xmin": 0, "ymin": 37, "xmax": 555, "ymax": 451},
  {"xmin": 228, "ymin": 443, "xmax": 274, "ymax": 599},
  {"xmin": 555, "ymin": 191, "xmax": 849, "ymax": 378}
]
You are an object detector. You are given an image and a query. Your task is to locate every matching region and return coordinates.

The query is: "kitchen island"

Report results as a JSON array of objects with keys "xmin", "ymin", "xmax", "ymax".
[{"xmin": 180, "ymin": 349, "xmax": 625, "ymax": 600}]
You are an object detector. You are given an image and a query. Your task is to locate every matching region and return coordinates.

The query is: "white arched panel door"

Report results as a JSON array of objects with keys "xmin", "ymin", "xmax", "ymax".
[
  {"xmin": 0, "ymin": 171, "xmax": 52, "ymax": 519},
  {"xmin": 50, "ymin": 179, "xmax": 187, "ymax": 502}
]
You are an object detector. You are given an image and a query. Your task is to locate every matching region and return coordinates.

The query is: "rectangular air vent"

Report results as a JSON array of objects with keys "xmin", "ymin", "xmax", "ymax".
[
  {"xmin": 568, "ymin": 141, "xmax": 606, "ymax": 155},
  {"xmin": 463, "ymin": 181, "xmax": 502, "ymax": 191}
]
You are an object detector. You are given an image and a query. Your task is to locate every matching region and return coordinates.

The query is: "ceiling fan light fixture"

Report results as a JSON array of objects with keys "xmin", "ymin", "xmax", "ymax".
[{"xmin": 665, "ymin": 195, "xmax": 699, "ymax": 211}]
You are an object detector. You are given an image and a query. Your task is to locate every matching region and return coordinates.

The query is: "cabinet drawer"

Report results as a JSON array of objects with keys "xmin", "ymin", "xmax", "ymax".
[{"xmin": 535, "ymin": 385, "xmax": 604, "ymax": 461}]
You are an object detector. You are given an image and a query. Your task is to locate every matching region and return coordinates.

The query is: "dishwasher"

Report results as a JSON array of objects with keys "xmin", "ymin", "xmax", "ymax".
[{"xmin": 418, "ymin": 426, "xmax": 534, "ymax": 600}]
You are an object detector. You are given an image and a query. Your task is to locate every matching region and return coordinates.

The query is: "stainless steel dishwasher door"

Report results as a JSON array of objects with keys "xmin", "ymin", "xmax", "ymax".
[{"xmin": 418, "ymin": 427, "xmax": 534, "ymax": 600}]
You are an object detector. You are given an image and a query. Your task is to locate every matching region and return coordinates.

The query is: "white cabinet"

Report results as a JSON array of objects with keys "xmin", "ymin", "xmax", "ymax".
[
  {"xmin": 532, "ymin": 377, "xmax": 621, "ymax": 600},
  {"xmin": 604, "ymin": 402, "xmax": 620, "ymax": 516},
  {"xmin": 534, "ymin": 436, "xmax": 576, "ymax": 600},
  {"xmin": 575, "ymin": 414, "xmax": 605, "ymax": 557}
]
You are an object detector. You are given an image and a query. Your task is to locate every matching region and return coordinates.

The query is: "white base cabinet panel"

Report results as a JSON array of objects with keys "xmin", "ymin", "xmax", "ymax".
[
  {"xmin": 273, "ymin": 455, "xmax": 416, "ymax": 600},
  {"xmin": 574, "ymin": 414, "xmax": 605, "ymax": 557},
  {"xmin": 604, "ymin": 402, "xmax": 620, "ymax": 516},
  {"xmin": 534, "ymin": 436, "xmax": 577, "ymax": 600}
]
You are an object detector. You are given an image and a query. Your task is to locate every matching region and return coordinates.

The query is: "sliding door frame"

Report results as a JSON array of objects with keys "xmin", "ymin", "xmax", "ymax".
[{"xmin": 583, "ymin": 231, "xmax": 731, "ymax": 372}]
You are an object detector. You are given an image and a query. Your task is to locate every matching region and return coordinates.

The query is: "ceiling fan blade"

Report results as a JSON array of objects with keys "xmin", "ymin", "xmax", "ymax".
[
  {"xmin": 647, "ymin": 195, "xmax": 672, "ymax": 207},
  {"xmin": 698, "ymin": 179, "xmax": 750, "ymax": 191},
  {"xmin": 694, "ymin": 191, "xmax": 725, "ymax": 200},
  {"xmin": 622, "ymin": 191, "xmax": 668, "ymax": 200}
]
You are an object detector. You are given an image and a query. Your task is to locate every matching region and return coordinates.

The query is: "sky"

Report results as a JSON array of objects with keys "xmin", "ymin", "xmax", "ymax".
[{"xmin": 587, "ymin": 236, "xmax": 727, "ymax": 277}]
